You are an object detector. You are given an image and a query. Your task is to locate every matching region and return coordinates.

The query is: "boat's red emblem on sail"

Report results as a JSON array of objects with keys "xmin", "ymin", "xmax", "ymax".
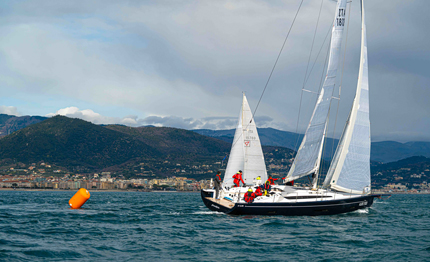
[{"xmin": 244, "ymin": 141, "xmax": 250, "ymax": 147}]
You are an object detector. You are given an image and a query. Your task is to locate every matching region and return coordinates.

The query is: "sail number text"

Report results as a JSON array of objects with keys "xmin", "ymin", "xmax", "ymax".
[{"xmin": 336, "ymin": 8, "xmax": 345, "ymax": 27}]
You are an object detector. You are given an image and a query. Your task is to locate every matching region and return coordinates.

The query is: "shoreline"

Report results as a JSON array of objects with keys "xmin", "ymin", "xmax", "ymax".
[
  {"xmin": 0, "ymin": 188, "xmax": 428, "ymax": 194},
  {"xmin": 0, "ymin": 188, "xmax": 200, "ymax": 193}
]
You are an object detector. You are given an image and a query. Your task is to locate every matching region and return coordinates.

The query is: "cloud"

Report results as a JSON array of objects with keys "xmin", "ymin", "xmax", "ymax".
[
  {"xmin": 0, "ymin": 0, "xmax": 429, "ymax": 142},
  {"xmin": 47, "ymin": 106, "xmax": 137, "ymax": 126},
  {"xmin": 0, "ymin": 106, "xmax": 19, "ymax": 116},
  {"xmin": 46, "ymin": 106, "xmax": 281, "ymax": 131}
]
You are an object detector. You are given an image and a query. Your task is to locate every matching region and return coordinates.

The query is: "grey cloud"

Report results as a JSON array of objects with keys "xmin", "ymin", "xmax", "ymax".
[{"xmin": 0, "ymin": 0, "xmax": 429, "ymax": 142}]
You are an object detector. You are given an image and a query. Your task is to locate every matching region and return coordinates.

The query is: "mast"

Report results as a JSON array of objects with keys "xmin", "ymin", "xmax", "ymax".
[
  {"xmin": 285, "ymin": 0, "xmax": 347, "ymax": 184},
  {"xmin": 323, "ymin": 0, "xmax": 371, "ymax": 195}
]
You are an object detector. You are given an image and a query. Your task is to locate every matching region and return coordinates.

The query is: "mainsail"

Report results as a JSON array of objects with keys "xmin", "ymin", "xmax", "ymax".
[
  {"xmin": 286, "ymin": 0, "xmax": 347, "ymax": 182},
  {"xmin": 323, "ymin": 0, "xmax": 371, "ymax": 194},
  {"xmin": 223, "ymin": 94, "xmax": 267, "ymax": 187}
]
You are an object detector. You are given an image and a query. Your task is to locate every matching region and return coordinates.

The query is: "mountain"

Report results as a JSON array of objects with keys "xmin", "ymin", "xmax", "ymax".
[
  {"xmin": 0, "ymin": 116, "xmax": 161, "ymax": 170},
  {"xmin": 0, "ymin": 116, "xmax": 231, "ymax": 172},
  {"xmin": 104, "ymin": 125, "xmax": 231, "ymax": 157},
  {"xmin": 371, "ymin": 141, "xmax": 430, "ymax": 163},
  {"xmin": 193, "ymin": 128, "xmax": 430, "ymax": 163},
  {"xmin": 1, "ymin": 113, "xmax": 430, "ymax": 165},
  {"xmin": 0, "ymin": 114, "xmax": 47, "ymax": 137}
]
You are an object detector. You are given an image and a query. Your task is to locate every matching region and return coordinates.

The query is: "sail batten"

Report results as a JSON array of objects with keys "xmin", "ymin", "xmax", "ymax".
[
  {"xmin": 323, "ymin": 0, "xmax": 371, "ymax": 194},
  {"xmin": 286, "ymin": 0, "xmax": 347, "ymax": 182}
]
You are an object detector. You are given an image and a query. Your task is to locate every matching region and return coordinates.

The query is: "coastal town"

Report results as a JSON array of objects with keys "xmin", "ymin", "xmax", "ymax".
[
  {"xmin": 1, "ymin": 161, "xmax": 429, "ymax": 193},
  {"xmin": 0, "ymin": 162, "xmax": 210, "ymax": 191}
]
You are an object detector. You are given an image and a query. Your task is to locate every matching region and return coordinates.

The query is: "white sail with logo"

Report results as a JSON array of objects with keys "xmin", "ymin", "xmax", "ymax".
[
  {"xmin": 323, "ymin": 0, "xmax": 371, "ymax": 194},
  {"xmin": 285, "ymin": 0, "xmax": 347, "ymax": 182},
  {"xmin": 223, "ymin": 94, "xmax": 267, "ymax": 188}
]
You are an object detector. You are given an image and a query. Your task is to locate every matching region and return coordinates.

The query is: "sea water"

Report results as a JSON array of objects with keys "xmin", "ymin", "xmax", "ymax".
[{"xmin": 0, "ymin": 191, "xmax": 429, "ymax": 261}]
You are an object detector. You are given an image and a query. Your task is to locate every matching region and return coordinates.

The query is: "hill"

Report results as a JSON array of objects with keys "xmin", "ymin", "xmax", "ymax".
[
  {"xmin": 0, "ymin": 116, "xmax": 161, "ymax": 170},
  {"xmin": 105, "ymin": 125, "xmax": 231, "ymax": 157},
  {"xmin": 0, "ymin": 116, "xmax": 232, "ymax": 175},
  {"xmin": 1, "ymin": 114, "xmax": 430, "ymax": 164},
  {"xmin": 371, "ymin": 141, "xmax": 430, "ymax": 163},
  {"xmin": 371, "ymin": 156, "xmax": 430, "ymax": 189}
]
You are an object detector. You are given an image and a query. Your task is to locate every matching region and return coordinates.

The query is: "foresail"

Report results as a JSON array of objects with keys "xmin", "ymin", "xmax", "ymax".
[
  {"xmin": 223, "ymin": 94, "xmax": 267, "ymax": 187},
  {"xmin": 286, "ymin": 0, "xmax": 347, "ymax": 182},
  {"xmin": 241, "ymin": 95, "xmax": 267, "ymax": 185},
  {"xmin": 323, "ymin": 0, "xmax": 371, "ymax": 195}
]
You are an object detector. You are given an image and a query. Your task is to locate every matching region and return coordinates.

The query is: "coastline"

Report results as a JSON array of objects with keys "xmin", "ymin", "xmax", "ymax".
[
  {"xmin": 0, "ymin": 188, "xmax": 200, "ymax": 193},
  {"xmin": 0, "ymin": 188, "xmax": 428, "ymax": 194}
]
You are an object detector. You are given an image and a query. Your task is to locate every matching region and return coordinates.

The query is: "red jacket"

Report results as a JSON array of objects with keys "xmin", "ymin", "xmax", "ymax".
[
  {"xmin": 267, "ymin": 177, "xmax": 279, "ymax": 185},
  {"xmin": 233, "ymin": 173, "xmax": 245, "ymax": 184},
  {"xmin": 244, "ymin": 192, "xmax": 255, "ymax": 203}
]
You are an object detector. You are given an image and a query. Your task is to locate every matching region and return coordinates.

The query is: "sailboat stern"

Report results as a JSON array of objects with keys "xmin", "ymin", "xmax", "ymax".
[{"xmin": 201, "ymin": 189, "xmax": 236, "ymax": 214}]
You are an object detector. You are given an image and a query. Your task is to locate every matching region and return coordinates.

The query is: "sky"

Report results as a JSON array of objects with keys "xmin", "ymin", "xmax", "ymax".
[{"xmin": 0, "ymin": 0, "xmax": 428, "ymax": 142}]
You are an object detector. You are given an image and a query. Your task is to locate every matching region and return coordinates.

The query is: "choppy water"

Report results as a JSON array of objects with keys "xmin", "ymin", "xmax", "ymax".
[{"xmin": 0, "ymin": 191, "xmax": 429, "ymax": 261}]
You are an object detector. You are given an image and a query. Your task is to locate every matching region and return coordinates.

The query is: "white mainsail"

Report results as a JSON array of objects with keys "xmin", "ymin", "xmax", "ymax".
[
  {"xmin": 223, "ymin": 94, "xmax": 267, "ymax": 187},
  {"xmin": 285, "ymin": 0, "xmax": 347, "ymax": 182},
  {"xmin": 323, "ymin": 0, "xmax": 371, "ymax": 195}
]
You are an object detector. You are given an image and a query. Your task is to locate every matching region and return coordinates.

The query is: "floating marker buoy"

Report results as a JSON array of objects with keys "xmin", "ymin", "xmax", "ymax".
[{"xmin": 69, "ymin": 188, "xmax": 90, "ymax": 209}]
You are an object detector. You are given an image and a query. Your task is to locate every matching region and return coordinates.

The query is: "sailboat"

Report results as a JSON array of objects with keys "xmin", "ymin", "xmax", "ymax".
[{"xmin": 201, "ymin": 0, "xmax": 388, "ymax": 215}]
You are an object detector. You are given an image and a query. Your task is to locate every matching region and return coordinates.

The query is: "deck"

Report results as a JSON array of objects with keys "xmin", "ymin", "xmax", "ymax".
[{"xmin": 205, "ymin": 197, "xmax": 235, "ymax": 209}]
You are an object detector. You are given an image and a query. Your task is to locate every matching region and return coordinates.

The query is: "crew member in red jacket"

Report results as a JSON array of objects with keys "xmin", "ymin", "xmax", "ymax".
[
  {"xmin": 216, "ymin": 171, "xmax": 222, "ymax": 182},
  {"xmin": 214, "ymin": 171, "xmax": 222, "ymax": 199},
  {"xmin": 267, "ymin": 175, "xmax": 279, "ymax": 185},
  {"xmin": 233, "ymin": 170, "xmax": 245, "ymax": 187},
  {"xmin": 244, "ymin": 188, "xmax": 255, "ymax": 203},
  {"xmin": 254, "ymin": 186, "xmax": 263, "ymax": 196}
]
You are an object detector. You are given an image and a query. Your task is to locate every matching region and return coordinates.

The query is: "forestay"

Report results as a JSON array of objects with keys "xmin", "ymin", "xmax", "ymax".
[
  {"xmin": 286, "ymin": 0, "xmax": 347, "ymax": 182},
  {"xmin": 223, "ymin": 94, "xmax": 267, "ymax": 187},
  {"xmin": 323, "ymin": 0, "xmax": 371, "ymax": 195}
]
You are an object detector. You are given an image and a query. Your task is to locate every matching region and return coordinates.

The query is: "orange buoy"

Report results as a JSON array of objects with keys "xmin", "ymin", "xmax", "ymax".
[{"xmin": 69, "ymin": 188, "xmax": 90, "ymax": 209}]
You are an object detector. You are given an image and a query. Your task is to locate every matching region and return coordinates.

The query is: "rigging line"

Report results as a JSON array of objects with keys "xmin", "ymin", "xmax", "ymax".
[
  {"xmin": 252, "ymin": 0, "xmax": 304, "ymax": 118},
  {"xmin": 291, "ymin": 0, "xmax": 325, "ymax": 157},
  {"xmin": 302, "ymin": 0, "xmax": 325, "ymax": 93},
  {"xmin": 226, "ymin": 0, "xmax": 305, "ymax": 168},
  {"xmin": 304, "ymin": 25, "xmax": 332, "ymax": 86},
  {"xmin": 330, "ymin": 0, "xmax": 352, "ymax": 161},
  {"xmin": 291, "ymin": 25, "xmax": 332, "ymax": 155}
]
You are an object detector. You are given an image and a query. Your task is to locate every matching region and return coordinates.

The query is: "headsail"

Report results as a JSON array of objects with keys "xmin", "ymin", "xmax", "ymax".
[
  {"xmin": 223, "ymin": 94, "xmax": 267, "ymax": 187},
  {"xmin": 323, "ymin": 0, "xmax": 371, "ymax": 195},
  {"xmin": 285, "ymin": 0, "xmax": 347, "ymax": 182}
]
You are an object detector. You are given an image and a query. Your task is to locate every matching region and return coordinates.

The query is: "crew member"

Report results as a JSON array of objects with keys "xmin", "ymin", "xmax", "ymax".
[
  {"xmin": 216, "ymin": 171, "xmax": 222, "ymax": 182},
  {"xmin": 255, "ymin": 186, "xmax": 263, "ymax": 196},
  {"xmin": 244, "ymin": 188, "xmax": 255, "ymax": 203},
  {"xmin": 253, "ymin": 176, "xmax": 262, "ymax": 186},
  {"xmin": 214, "ymin": 171, "xmax": 222, "ymax": 199},
  {"xmin": 267, "ymin": 175, "xmax": 279, "ymax": 185},
  {"xmin": 233, "ymin": 170, "xmax": 245, "ymax": 187},
  {"xmin": 263, "ymin": 181, "xmax": 271, "ymax": 196}
]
